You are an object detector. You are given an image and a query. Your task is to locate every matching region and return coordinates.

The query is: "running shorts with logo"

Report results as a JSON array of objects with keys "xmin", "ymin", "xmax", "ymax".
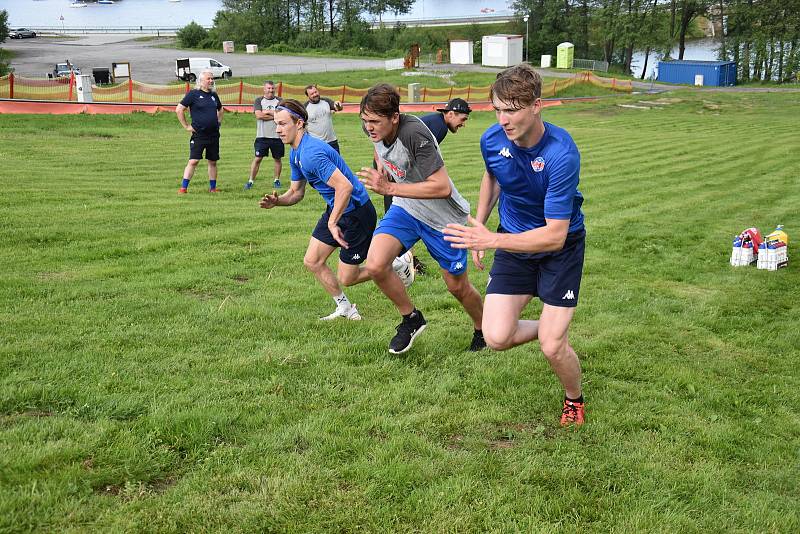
[
  {"xmin": 312, "ymin": 200, "xmax": 377, "ymax": 265},
  {"xmin": 375, "ymin": 205, "xmax": 468, "ymax": 275},
  {"xmin": 189, "ymin": 133, "xmax": 220, "ymax": 161},
  {"xmin": 486, "ymin": 228, "xmax": 585, "ymax": 307},
  {"xmin": 254, "ymin": 137, "xmax": 285, "ymax": 159}
]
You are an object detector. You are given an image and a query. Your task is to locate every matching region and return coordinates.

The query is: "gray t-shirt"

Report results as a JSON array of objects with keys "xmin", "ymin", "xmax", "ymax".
[
  {"xmin": 305, "ymin": 97, "xmax": 337, "ymax": 143},
  {"xmin": 254, "ymin": 96, "xmax": 281, "ymax": 139},
  {"xmin": 372, "ymin": 114, "xmax": 470, "ymax": 231}
]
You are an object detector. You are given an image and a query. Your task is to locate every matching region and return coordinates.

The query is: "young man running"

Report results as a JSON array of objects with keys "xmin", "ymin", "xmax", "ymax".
[
  {"xmin": 443, "ymin": 64, "xmax": 587, "ymax": 426},
  {"xmin": 175, "ymin": 69, "xmax": 223, "ymax": 194},
  {"xmin": 357, "ymin": 84, "xmax": 485, "ymax": 354},
  {"xmin": 259, "ymin": 99, "xmax": 412, "ymax": 321},
  {"xmin": 245, "ymin": 80, "xmax": 283, "ymax": 190}
]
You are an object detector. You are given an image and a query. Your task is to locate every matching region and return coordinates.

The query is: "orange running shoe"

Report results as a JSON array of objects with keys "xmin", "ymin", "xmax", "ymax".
[{"xmin": 560, "ymin": 398, "xmax": 585, "ymax": 426}]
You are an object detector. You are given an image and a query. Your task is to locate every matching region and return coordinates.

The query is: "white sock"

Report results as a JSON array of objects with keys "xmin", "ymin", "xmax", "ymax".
[
  {"xmin": 247, "ymin": 178, "xmax": 254, "ymax": 183},
  {"xmin": 333, "ymin": 293, "xmax": 351, "ymax": 309}
]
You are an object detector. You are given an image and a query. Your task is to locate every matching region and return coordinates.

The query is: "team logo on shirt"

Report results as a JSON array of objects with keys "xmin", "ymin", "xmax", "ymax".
[
  {"xmin": 498, "ymin": 147, "xmax": 513, "ymax": 158},
  {"xmin": 382, "ymin": 159, "xmax": 406, "ymax": 178},
  {"xmin": 531, "ymin": 157, "xmax": 546, "ymax": 172}
]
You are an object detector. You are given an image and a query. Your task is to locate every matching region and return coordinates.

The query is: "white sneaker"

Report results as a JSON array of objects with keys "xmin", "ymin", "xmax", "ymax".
[
  {"xmin": 320, "ymin": 303, "xmax": 362, "ymax": 321},
  {"xmin": 392, "ymin": 251, "xmax": 415, "ymax": 288}
]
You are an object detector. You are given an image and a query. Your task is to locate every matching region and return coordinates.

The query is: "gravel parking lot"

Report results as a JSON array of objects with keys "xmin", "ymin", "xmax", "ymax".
[{"xmin": 4, "ymin": 34, "xmax": 388, "ymax": 83}]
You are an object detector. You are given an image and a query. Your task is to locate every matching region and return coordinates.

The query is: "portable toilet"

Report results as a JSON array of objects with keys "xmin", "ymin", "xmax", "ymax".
[
  {"xmin": 556, "ymin": 42, "xmax": 574, "ymax": 69},
  {"xmin": 449, "ymin": 40, "xmax": 474, "ymax": 65},
  {"xmin": 657, "ymin": 60, "xmax": 737, "ymax": 86},
  {"xmin": 481, "ymin": 34, "xmax": 523, "ymax": 67}
]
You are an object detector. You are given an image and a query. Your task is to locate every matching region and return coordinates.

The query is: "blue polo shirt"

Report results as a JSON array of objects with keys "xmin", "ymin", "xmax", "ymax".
[
  {"xmin": 180, "ymin": 89, "xmax": 222, "ymax": 136},
  {"xmin": 290, "ymin": 133, "xmax": 370, "ymax": 213},
  {"xmin": 481, "ymin": 122, "xmax": 584, "ymax": 234},
  {"xmin": 420, "ymin": 112, "xmax": 448, "ymax": 144}
]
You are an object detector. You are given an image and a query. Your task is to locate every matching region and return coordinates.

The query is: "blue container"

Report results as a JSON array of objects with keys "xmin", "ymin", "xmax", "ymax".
[{"xmin": 657, "ymin": 60, "xmax": 737, "ymax": 86}]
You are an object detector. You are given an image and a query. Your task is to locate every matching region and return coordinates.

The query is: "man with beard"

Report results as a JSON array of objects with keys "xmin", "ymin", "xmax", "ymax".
[{"xmin": 304, "ymin": 84, "xmax": 343, "ymax": 153}]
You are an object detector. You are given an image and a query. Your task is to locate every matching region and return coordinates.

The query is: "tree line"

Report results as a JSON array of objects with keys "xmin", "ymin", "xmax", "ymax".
[{"xmin": 177, "ymin": 0, "xmax": 800, "ymax": 83}]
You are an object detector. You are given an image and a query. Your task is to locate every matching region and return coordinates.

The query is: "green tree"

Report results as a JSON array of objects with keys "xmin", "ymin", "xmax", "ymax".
[
  {"xmin": 1, "ymin": 9, "xmax": 9, "ymax": 43},
  {"xmin": 176, "ymin": 21, "xmax": 210, "ymax": 48}
]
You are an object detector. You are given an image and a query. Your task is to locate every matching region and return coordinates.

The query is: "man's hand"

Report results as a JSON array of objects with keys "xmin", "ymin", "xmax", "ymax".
[
  {"xmin": 471, "ymin": 249, "xmax": 486, "ymax": 271},
  {"xmin": 443, "ymin": 216, "xmax": 497, "ymax": 252},
  {"xmin": 185, "ymin": 124, "xmax": 195, "ymax": 134},
  {"xmin": 357, "ymin": 167, "xmax": 393, "ymax": 196},
  {"xmin": 328, "ymin": 224, "xmax": 349, "ymax": 249},
  {"xmin": 333, "ymin": 100, "xmax": 343, "ymax": 112},
  {"xmin": 259, "ymin": 190, "xmax": 279, "ymax": 209}
]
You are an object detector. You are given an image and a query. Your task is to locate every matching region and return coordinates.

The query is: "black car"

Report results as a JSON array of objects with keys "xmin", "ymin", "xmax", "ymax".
[{"xmin": 10, "ymin": 28, "xmax": 37, "ymax": 39}]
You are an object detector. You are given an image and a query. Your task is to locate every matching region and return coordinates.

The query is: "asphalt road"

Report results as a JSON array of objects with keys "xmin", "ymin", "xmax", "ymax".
[{"xmin": 4, "ymin": 34, "xmax": 388, "ymax": 83}]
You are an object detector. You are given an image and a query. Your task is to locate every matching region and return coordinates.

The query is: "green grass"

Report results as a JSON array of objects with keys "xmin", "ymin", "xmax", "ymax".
[{"xmin": 1, "ymin": 91, "xmax": 799, "ymax": 532}]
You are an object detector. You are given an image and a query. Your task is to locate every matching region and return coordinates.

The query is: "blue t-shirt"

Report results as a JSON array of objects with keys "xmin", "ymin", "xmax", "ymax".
[
  {"xmin": 290, "ymin": 134, "xmax": 370, "ymax": 213},
  {"xmin": 420, "ymin": 112, "xmax": 448, "ymax": 144},
  {"xmin": 180, "ymin": 89, "xmax": 222, "ymax": 136},
  {"xmin": 481, "ymin": 122, "xmax": 584, "ymax": 234}
]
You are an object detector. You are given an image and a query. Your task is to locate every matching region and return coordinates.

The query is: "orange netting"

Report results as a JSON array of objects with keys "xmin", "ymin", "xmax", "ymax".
[{"xmin": 0, "ymin": 71, "xmax": 630, "ymax": 105}]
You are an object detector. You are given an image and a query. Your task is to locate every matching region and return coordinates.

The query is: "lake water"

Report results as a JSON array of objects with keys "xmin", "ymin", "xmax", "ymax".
[
  {"xmin": 631, "ymin": 38, "xmax": 721, "ymax": 79},
  {"xmin": 4, "ymin": 0, "xmax": 513, "ymax": 27}
]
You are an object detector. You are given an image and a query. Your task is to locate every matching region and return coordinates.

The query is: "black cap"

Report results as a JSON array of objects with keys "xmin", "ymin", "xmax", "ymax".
[{"xmin": 437, "ymin": 98, "xmax": 472, "ymax": 114}]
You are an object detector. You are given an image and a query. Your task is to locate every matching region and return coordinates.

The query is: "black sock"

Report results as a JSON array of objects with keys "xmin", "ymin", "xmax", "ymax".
[
  {"xmin": 566, "ymin": 394, "xmax": 584, "ymax": 404},
  {"xmin": 403, "ymin": 309, "xmax": 418, "ymax": 320}
]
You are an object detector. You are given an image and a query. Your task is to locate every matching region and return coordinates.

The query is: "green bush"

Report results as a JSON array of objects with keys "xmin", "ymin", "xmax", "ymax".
[{"xmin": 176, "ymin": 22, "xmax": 209, "ymax": 49}]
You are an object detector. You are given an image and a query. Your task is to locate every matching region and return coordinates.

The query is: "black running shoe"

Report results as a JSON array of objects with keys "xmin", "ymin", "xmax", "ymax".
[
  {"xmin": 389, "ymin": 309, "xmax": 427, "ymax": 354},
  {"xmin": 468, "ymin": 329, "xmax": 487, "ymax": 352},
  {"xmin": 413, "ymin": 256, "xmax": 427, "ymax": 276}
]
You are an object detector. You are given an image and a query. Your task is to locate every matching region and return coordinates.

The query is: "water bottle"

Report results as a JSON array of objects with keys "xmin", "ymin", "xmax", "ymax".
[{"xmin": 730, "ymin": 236, "xmax": 742, "ymax": 266}]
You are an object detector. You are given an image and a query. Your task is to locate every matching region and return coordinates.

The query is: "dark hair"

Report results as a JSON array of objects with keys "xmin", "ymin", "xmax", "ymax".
[
  {"xmin": 264, "ymin": 80, "xmax": 275, "ymax": 87},
  {"xmin": 489, "ymin": 64, "xmax": 542, "ymax": 108},
  {"xmin": 304, "ymin": 84, "xmax": 316, "ymax": 96},
  {"xmin": 360, "ymin": 83, "xmax": 400, "ymax": 118},
  {"xmin": 278, "ymin": 99, "xmax": 308, "ymax": 123}
]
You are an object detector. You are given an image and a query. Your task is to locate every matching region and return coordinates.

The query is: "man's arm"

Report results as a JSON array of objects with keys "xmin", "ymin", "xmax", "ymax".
[
  {"xmin": 474, "ymin": 170, "xmax": 501, "ymax": 225},
  {"xmin": 217, "ymin": 106, "xmax": 224, "ymax": 125},
  {"xmin": 259, "ymin": 180, "xmax": 306, "ymax": 209},
  {"xmin": 357, "ymin": 164, "xmax": 451, "ymax": 199},
  {"xmin": 445, "ymin": 217, "xmax": 570, "ymax": 254},
  {"xmin": 175, "ymin": 103, "xmax": 193, "ymax": 133},
  {"xmin": 325, "ymin": 170, "xmax": 354, "ymax": 248}
]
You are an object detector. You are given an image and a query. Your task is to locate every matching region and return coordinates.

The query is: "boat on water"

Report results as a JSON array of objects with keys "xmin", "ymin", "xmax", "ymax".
[
  {"xmin": 70, "ymin": 1, "xmax": 88, "ymax": 8},
  {"xmin": 98, "ymin": 0, "xmax": 115, "ymax": 4}
]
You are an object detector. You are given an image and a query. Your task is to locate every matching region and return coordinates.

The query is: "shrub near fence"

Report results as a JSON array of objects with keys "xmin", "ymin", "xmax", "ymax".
[{"xmin": 0, "ymin": 72, "xmax": 632, "ymax": 104}]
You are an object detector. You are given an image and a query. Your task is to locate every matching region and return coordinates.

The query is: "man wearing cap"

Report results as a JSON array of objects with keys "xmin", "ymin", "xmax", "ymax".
[{"xmin": 420, "ymin": 97, "xmax": 472, "ymax": 145}]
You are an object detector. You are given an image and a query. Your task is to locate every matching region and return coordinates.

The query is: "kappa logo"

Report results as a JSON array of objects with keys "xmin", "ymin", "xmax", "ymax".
[
  {"xmin": 532, "ymin": 157, "xmax": 546, "ymax": 172},
  {"xmin": 419, "ymin": 140, "xmax": 429, "ymax": 148},
  {"xmin": 562, "ymin": 290, "xmax": 575, "ymax": 300},
  {"xmin": 352, "ymin": 254, "xmax": 361, "ymax": 260},
  {"xmin": 498, "ymin": 147, "xmax": 513, "ymax": 158},
  {"xmin": 455, "ymin": 262, "xmax": 464, "ymax": 270},
  {"xmin": 199, "ymin": 95, "xmax": 204, "ymax": 99}
]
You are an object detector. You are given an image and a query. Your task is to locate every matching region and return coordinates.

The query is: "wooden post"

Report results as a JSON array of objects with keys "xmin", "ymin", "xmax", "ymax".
[
  {"xmin": 238, "ymin": 80, "xmax": 243, "ymax": 105},
  {"xmin": 341, "ymin": 85, "xmax": 346, "ymax": 104},
  {"xmin": 277, "ymin": 81, "xmax": 283, "ymax": 98},
  {"xmin": 422, "ymin": 86, "xmax": 427, "ymax": 102},
  {"xmin": 448, "ymin": 87, "xmax": 453, "ymax": 100},
  {"xmin": 185, "ymin": 82, "xmax": 190, "ymax": 93},
  {"xmin": 466, "ymin": 84, "xmax": 471, "ymax": 100},
  {"xmin": 8, "ymin": 73, "xmax": 13, "ymax": 100},
  {"xmin": 128, "ymin": 78, "xmax": 133, "ymax": 103},
  {"xmin": 68, "ymin": 72, "xmax": 75, "ymax": 101}
]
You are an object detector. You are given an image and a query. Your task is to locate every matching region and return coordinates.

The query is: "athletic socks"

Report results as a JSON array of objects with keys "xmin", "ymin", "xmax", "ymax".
[
  {"xmin": 566, "ymin": 394, "xmax": 584, "ymax": 404},
  {"xmin": 209, "ymin": 179, "xmax": 217, "ymax": 191},
  {"xmin": 181, "ymin": 178, "xmax": 190, "ymax": 189},
  {"xmin": 333, "ymin": 293, "xmax": 351, "ymax": 310}
]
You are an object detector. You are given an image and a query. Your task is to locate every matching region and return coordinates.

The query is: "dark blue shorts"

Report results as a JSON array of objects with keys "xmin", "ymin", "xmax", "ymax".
[
  {"xmin": 375, "ymin": 205, "xmax": 468, "ymax": 275},
  {"xmin": 328, "ymin": 140, "xmax": 340, "ymax": 154},
  {"xmin": 254, "ymin": 137, "xmax": 285, "ymax": 159},
  {"xmin": 189, "ymin": 133, "xmax": 220, "ymax": 161},
  {"xmin": 487, "ymin": 229, "xmax": 585, "ymax": 307},
  {"xmin": 312, "ymin": 201, "xmax": 377, "ymax": 265}
]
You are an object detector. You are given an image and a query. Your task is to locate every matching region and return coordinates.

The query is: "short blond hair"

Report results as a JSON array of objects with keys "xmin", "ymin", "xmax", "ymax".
[{"xmin": 489, "ymin": 64, "xmax": 542, "ymax": 108}]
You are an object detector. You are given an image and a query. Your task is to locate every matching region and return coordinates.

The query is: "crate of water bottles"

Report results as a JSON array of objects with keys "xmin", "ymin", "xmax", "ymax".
[{"xmin": 730, "ymin": 225, "xmax": 789, "ymax": 269}]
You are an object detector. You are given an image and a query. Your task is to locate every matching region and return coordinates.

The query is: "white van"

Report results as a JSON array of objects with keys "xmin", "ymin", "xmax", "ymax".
[{"xmin": 175, "ymin": 58, "xmax": 233, "ymax": 82}]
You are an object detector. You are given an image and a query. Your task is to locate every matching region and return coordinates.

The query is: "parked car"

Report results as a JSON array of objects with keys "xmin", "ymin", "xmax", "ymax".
[
  {"xmin": 10, "ymin": 28, "xmax": 37, "ymax": 39},
  {"xmin": 175, "ymin": 57, "xmax": 232, "ymax": 82},
  {"xmin": 52, "ymin": 62, "xmax": 81, "ymax": 78}
]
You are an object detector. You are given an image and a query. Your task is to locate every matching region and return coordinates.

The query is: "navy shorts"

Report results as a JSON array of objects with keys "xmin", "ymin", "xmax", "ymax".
[
  {"xmin": 254, "ymin": 137, "xmax": 285, "ymax": 159},
  {"xmin": 328, "ymin": 140, "xmax": 340, "ymax": 154},
  {"xmin": 487, "ymin": 229, "xmax": 585, "ymax": 307},
  {"xmin": 189, "ymin": 133, "xmax": 220, "ymax": 161},
  {"xmin": 312, "ymin": 201, "xmax": 377, "ymax": 265}
]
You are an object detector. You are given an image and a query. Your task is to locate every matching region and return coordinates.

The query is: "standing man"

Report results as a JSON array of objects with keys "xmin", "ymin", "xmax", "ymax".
[
  {"xmin": 304, "ymin": 84, "xmax": 343, "ymax": 153},
  {"xmin": 176, "ymin": 69, "xmax": 223, "ymax": 194},
  {"xmin": 259, "ymin": 99, "xmax": 413, "ymax": 321},
  {"xmin": 357, "ymin": 84, "xmax": 485, "ymax": 354},
  {"xmin": 245, "ymin": 80, "xmax": 283, "ymax": 190},
  {"xmin": 443, "ymin": 65, "xmax": 587, "ymax": 426}
]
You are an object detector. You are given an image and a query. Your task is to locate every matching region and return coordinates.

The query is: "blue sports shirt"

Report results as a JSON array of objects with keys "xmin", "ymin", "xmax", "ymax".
[
  {"xmin": 481, "ymin": 122, "xmax": 584, "ymax": 234},
  {"xmin": 420, "ymin": 112, "xmax": 448, "ymax": 144},
  {"xmin": 179, "ymin": 89, "xmax": 222, "ymax": 136},
  {"xmin": 289, "ymin": 134, "xmax": 370, "ymax": 213}
]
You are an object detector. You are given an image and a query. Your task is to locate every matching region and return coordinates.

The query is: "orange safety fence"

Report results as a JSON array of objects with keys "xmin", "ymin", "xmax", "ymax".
[{"xmin": 0, "ymin": 71, "xmax": 630, "ymax": 106}]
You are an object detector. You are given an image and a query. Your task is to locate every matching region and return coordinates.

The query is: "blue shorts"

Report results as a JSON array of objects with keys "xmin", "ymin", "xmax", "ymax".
[
  {"xmin": 254, "ymin": 137, "xmax": 285, "ymax": 159},
  {"xmin": 312, "ymin": 201, "xmax": 377, "ymax": 265},
  {"xmin": 487, "ymin": 229, "xmax": 585, "ymax": 307},
  {"xmin": 374, "ymin": 205, "xmax": 468, "ymax": 275}
]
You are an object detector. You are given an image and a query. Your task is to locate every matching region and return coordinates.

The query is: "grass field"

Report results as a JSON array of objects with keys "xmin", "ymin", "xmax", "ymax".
[{"xmin": 1, "ymin": 90, "xmax": 799, "ymax": 532}]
